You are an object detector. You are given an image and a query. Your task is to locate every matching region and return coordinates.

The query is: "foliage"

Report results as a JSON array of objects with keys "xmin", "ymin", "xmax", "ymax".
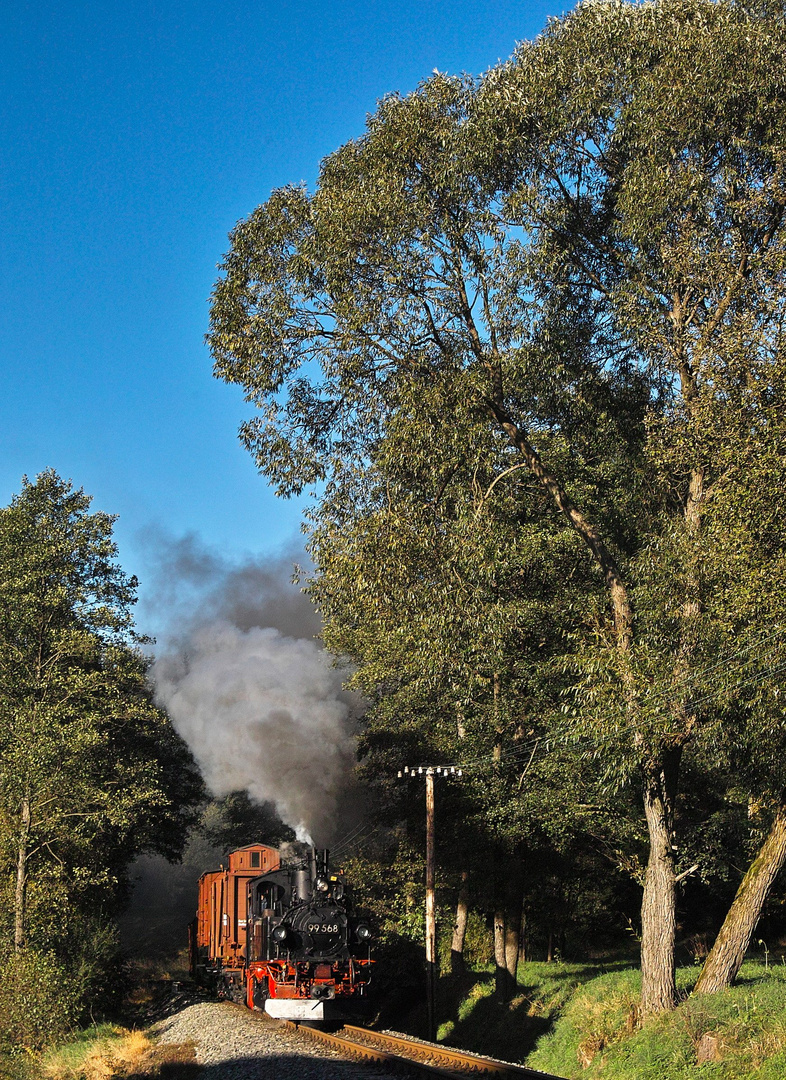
[
  {"xmin": 0, "ymin": 948, "xmax": 81, "ymax": 1053},
  {"xmin": 209, "ymin": 0, "xmax": 786, "ymax": 1011},
  {"xmin": 198, "ymin": 790, "xmax": 295, "ymax": 853},
  {"xmin": 0, "ymin": 470, "xmax": 204, "ymax": 1044}
]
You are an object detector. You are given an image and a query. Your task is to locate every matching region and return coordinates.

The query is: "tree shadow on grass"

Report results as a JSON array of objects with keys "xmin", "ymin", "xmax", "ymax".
[
  {"xmin": 436, "ymin": 962, "xmax": 634, "ymax": 1065},
  {"xmin": 439, "ymin": 988, "xmax": 552, "ymax": 1063}
]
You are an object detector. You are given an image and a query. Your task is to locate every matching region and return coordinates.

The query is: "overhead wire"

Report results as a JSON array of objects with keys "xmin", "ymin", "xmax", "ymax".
[
  {"xmin": 407, "ymin": 623, "xmax": 786, "ymax": 775},
  {"xmin": 330, "ymin": 821, "xmax": 369, "ymax": 853},
  {"xmin": 331, "ymin": 822, "xmax": 380, "ymax": 858}
]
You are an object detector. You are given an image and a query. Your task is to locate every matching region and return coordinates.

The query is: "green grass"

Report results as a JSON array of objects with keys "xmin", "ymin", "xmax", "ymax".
[
  {"xmin": 528, "ymin": 961, "xmax": 786, "ymax": 1079},
  {"xmin": 435, "ymin": 959, "xmax": 634, "ymax": 1063},
  {"xmin": 38, "ymin": 1024, "xmax": 150, "ymax": 1079},
  {"xmin": 433, "ymin": 960, "xmax": 786, "ymax": 1078},
  {"xmin": 38, "ymin": 1023, "xmax": 199, "ymax": 1079}
]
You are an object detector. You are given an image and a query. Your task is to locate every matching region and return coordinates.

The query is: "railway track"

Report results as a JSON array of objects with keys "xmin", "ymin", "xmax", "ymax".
[{"xmin": 284, "ymin": 1020, "xmax": 567, "ymax": 1079}]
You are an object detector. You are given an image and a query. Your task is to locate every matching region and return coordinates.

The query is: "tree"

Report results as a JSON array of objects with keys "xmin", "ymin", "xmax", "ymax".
[
  {"xmin": 209, "ymin": 0, "xmax": 786, "ymax": 1015},
  {"xmin": 0, "ymin": 470, "xmax": 203, "ymax": 963},
  {"xmin": 474, "ymin": 0, "xmax": 786, "ymax": 1012},
  {"xmin": 198, "ymin": 789, "xmax": 296, "ymax": 853}
]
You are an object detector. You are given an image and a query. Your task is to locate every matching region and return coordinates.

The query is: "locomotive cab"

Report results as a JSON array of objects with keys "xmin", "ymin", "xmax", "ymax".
[{"xmin": 246, "ymin": 871, "xmax": 290, "ymax": 963}]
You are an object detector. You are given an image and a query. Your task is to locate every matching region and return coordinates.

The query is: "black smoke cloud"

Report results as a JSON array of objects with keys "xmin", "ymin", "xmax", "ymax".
[
  {"xmin": 137, "ymin": 529, "xmax": 321, "ymax": 640},
  {"xmin": 140, "ymin": 530, "xmax": 357, "ymax": 844}
]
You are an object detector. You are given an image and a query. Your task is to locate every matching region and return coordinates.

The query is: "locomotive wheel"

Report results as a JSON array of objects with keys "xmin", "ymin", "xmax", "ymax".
[
  {"xmin": 251, "ymin": 977, "xmax": 268, "ymax": 1010},
  {"xmin": 220, "ymin": 977, "xmax": 245, "ymax": 1004}
]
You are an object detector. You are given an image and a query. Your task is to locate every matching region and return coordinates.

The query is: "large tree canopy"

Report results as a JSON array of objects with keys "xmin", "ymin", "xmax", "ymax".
[{"xmin": 210, "ymin": 0, "xmax": 786, "ymax": 1015}]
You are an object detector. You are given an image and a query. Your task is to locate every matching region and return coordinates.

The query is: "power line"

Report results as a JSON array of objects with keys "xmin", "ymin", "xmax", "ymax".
[
  {"xmin": 408, "ymin": 628, "xmax": 786, "ymax": 776},
  {"xmin": 330, "ymin": 821, "xmax": 370, "ymax": 854},
  {"xmin": 331, "ymin": 822, "xmax": 381, "ymax": 858}
]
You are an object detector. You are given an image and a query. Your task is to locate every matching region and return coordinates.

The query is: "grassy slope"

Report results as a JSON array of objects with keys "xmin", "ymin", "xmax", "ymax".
[
  {"xmin": 435, "ymin": 961, "xmax": 786, "ymax": 1079},
  {"xmin": 528, "ymin": 962, "xmax": 786, "ymax": 1079},
  {"xmin": 435, "ymin": 961, "xmax": 636, "ymax": 1064}
]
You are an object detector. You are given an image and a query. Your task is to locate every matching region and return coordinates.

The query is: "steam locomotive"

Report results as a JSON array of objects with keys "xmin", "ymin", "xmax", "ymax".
[{"xmin": 189, "ymin": 843, "xmax": 373, "ymax": 1022}]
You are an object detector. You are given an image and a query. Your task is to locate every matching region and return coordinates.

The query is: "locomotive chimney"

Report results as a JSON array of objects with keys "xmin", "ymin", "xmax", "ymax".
[{"xmin": 294, "ymin": 868, "xmax": 312, "ymax": 902}]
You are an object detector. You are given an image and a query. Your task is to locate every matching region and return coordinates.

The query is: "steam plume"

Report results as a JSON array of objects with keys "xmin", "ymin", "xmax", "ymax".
[{"xmin": 143, "ymin": 531, "xmax": 355, "ymax": 843}]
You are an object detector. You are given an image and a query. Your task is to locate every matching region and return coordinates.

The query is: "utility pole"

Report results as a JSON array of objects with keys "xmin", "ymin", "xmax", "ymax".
[
  {"xmin": 424, "ymin": 767, "xmax": 436, "ymax": 1039},
  {"xmin": 398, "ymin": 764, "xmax": 462, "ymax": 1041}
]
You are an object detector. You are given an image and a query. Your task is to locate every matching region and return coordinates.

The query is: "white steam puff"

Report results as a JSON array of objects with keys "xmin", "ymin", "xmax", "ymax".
[{"xmin": 152, "ymin": 620, "xmax": 354, "ymax": 842}]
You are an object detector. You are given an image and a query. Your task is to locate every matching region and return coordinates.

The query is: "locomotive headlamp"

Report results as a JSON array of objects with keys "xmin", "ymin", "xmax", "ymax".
[
  {"xmin": 272, "ymin": 925, "xmax": 289, "ymax": 943},
  {"xmin": 356, "ymin": 924, "xmax": 372, "ymax": 941},
  {"xmin": 315, "ymin": 877, "xmax": 329, "ymax": 892}
]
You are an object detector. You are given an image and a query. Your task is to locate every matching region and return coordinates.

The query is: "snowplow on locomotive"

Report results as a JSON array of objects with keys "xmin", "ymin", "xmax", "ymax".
[{"xmin": 189, "ymin": 843, "xmax": 372, "ymax": 1022}]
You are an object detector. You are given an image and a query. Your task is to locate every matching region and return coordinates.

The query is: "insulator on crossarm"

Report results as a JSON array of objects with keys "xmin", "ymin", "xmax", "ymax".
[
  {"xmin": 397, "ymin": 770, "xmax": 402, "ymax": 778},
  {"xmin": 458, "ymin": 769, "xmax": 463, "ymax": 777},
  {"xmin": 419, "ymin": 767, "xmax": 423, "ymax": 774},
  {"xmin": 450, "ymin": 766, "xmax": 456, "ymax": 774}
]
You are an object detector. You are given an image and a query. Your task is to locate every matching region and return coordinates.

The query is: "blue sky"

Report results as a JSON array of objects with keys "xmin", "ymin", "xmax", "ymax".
[{"xmin": 1, "ymin": 0, "xmax": 562, "ymax": 631}]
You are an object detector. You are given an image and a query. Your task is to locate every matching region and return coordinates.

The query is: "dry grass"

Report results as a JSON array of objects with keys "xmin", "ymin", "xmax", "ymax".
[
  {"xmin": 571, "ymin": 982, "xmax": 641, "ymax": 1067},
  {"xmin": 41, "ymin": 1029, "xmax": 199, "ymax": 1080},
  {"xmin": 129, "ymin": 1042, "xmax": 200, "ymax": 1079}
]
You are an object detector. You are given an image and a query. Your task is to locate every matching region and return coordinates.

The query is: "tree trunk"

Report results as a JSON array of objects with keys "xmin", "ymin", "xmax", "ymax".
[
  {"xmin": 504, "ymin": 906, "xmax": 521, "ymax": 990},
  {"xmin": 486, "ymin": 402, "xmax": 633, "ymax": 652},
  {"xmin": 695, "ymin": 803, "xmax": 786, "ymax": 994},
  {"xmin": 518, "ymin": 904, "xmax": 528, "ymax": 963},
  {"xmin": 14, "ymin": 795, "xmax": 31, "ymax": 952},
  {"xmin": 450, "ymin": 871, "xmax": 469, "ymax": 975},
  {"xmin": 640, "ymin": 772, "xmax": 678, "ymax": 1015},
  {"xmin": 493, "ymin": 907, "xmax": 511, "ymax": 999},
  {"xmin": 503, "ymin": 875, "xmax": 522, "ymax": 988}
]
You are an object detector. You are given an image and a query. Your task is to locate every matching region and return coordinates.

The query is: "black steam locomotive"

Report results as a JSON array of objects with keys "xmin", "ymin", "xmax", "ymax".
[{"xmin": 190, "ymin": 843, "xmax": 373, "ymax": 1022}]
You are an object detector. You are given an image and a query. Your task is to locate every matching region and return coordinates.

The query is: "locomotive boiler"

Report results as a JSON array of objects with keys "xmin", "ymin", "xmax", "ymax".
[{"xmin": 189, "ymin": 843, "xmax": 373, "ymax": 1022}]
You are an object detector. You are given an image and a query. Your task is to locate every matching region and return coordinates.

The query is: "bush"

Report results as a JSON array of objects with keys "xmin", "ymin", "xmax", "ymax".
[{"xmin": 0, "ymin": 949, "xmax": 81, "ymax": 1052}]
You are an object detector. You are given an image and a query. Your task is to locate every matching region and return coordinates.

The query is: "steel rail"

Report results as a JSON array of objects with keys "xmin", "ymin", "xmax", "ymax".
[
  {"xmin": 284, "ymin": 1020, "xmax": 566, "ymax": 1079},
  {"xmin": 282, "ymin": 1020, "xmax": 455, "ymax": 1075}
]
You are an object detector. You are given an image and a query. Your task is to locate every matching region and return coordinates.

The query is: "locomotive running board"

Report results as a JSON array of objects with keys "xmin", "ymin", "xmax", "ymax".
[{"xmin": 264, "ymin": 999, "xmax": 325, "ymax": 1020}]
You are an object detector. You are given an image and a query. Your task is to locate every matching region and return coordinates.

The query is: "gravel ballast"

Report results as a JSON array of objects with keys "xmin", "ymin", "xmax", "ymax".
[{"xmin": 152, "ymin": 1000, "xmax": 402, "ymax": 1079}]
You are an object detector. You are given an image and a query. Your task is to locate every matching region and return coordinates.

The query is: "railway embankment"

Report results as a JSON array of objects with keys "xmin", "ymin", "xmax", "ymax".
[
  {"xmin": 33, "ymin": 958, "xmax": 786, "ymax": 1079},
  {"xmin": 525, "ymin": 962, "xmax": 786, "ymax": 1079},
  {"xmin": 39, "ymin": 994, "xmax": 559, "ymax": 1080}
]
